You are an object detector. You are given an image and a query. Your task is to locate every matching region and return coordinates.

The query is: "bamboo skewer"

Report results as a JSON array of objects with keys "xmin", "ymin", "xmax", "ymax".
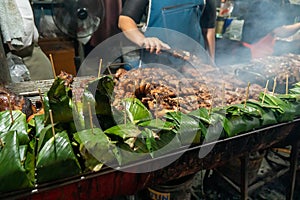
[
  {"xmin": 49, "ymin": 109, "xmax": 57, "ymax": 157},
  {"xmin": 244, "ymin": 82, "xmax": 251, "ymax": 108},
  {"xmin": 155, "ymin": 96, "xmax": 159, "ymax": 126},
  {"xmin": 222, "ymin": 82, "xmax": 225, "ymax": 107},
  {"xmin": 286, "ymin": 74, "xmax": 289, "ymax": 95},
  {"xmin": 176, "ymin": 81, "xmax": 180, "ymax": 112},
  {"xmin": 0, "ymin": 138, "xmax": 4, "ymax": 148},
  {"xmin": 98, "ymin": 58, "xmax": 103, "ymax": 78},
  {"xmin": 209, "ymin": 87, "xmax": 216, "ymax": 116},
  {"xmin": 262, "ymin": 80, "xmax": 269, "ymax": 105},
  {"xmin": 88, "ymin": 102, "xmax": 94, "ymax": 134},
  {"xmin": 49, "ymin": 54, "xmax": 57, "ymax": 79},
  {"xmin": 38, "ymin": 88, "xmax": 44, "ymax": 108},
  {"xmin": 124, "ymin": 102, "xmax": 127, "ymax": 126},
  {"xmin": 49, "ymin": 110, "xmax": 55, "ymax": 138},
  {"xmin": 107, "ymin": 66, "xmax": 112, "ymax": 76},
  {"xmin": 7, "ymin": 94, "xmax": 14, "ymax": 124},
  {"xmin": 272, "ymin": 77, "xmax": 277, "ymax": 95}
]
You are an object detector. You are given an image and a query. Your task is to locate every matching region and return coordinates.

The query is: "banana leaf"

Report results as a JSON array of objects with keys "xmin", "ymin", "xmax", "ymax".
[
  {"xmin": 145, "ymin": 128, "xmax": 181, "ymax": 158},
  {"xmin": 36, "ymin": 131, "xmax": 81, "ymax": 184},
  {"xmin": 224, "ymin": 115, "xmax": 260, "ymax": 137},
  {"xmin": 204, "ymin": 112, "xmax": 227, "ymax": 142},
  {"xmin": 188, "ymin": 108, "xmax": 211, "ymax": 124},
  {"xmin": 74, "ymin": 128, "xmax": 120, "ymax": 170},
  {"xmin": 115, "ymin": 142, "xmax": 151, "ymax": 166},
  {"xmin": 72, "ymin": 101, "xmax": 85, "ymax": 131},
  {"xmin": 221, "ymin": 104, "xmax": 262, "ymax": 137},
  {"xmin": 164, "ymin": 112, "xmax": 200, "ymax": 146},
  {"xmin": 0, "ymin": 131, "xmax": 34, "ymax": 193},
  {"xmin": 122, "ymin": 98, "xmax": 153, "ymax": 124},
  {"xmin": 246, "ymin": 100, "xmax": 278, "ymax": 126},
  {"xmin": 289, "ymin": 82, "xmax": 300, "ymax": 94},
  {"xmin": 225, "ymin": 104, "xmax": 261, "ymax": 117},
  {"xmin": 137, "ymin": 118, "xmax": 174, "ymax": 131},
  {"xmin": 116, "ymin": 128, "xmax": 180, "ymax": 164},
  {"xmin": 276, "ymin": 94, "xmax": 300, "ymax": 118},
  {"xmin": 104, "ymin": 123, "xmax": 152, "ymax": 164},
  {"xmin": 0, "ymin": 110, "xmax": 29, "ymax": 145},
  {"xmin": 187, "ymin": 108, "xmax": 210, "ymax": 143},
  {"xmin": 31, "ymin": 114, "xmax": 45, "ymax": 138},
  {"xmin": 43, "ymin": 76, "xmax": 74, "ymax": 124},
  {"xmin": 83, "ymin": 76, "xmax": 116, "ymax": 131},
  {"xmin": 188, "ymin": 108, "xmax": 226, "ymax": 142},
  {"xmin": 290, "ymin": 87, "xmax": 300, "ymax": 94},
  {"xmin": 104, "ymin": 123, "xmax": 141, "ymax": 141},
  {"xmin": 24, "ymin": 141, "xmax": 35, "ymax": 188},
  {"xmin": 37, "ymin": 123, "xmax": 58, "ymax": 153},
  {"xmin": 258, "ymin": 93, "xmax": 295, "ymax": 122}
]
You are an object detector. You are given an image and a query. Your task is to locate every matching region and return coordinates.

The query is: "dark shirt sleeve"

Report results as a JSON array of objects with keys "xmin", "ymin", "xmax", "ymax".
[
  {"xmin": 201, "ymin": 0, "xmax": 216, "ymax": 29},
  {"xmin": 121, "ymin": 0, "xmax": 149, "ymax": 24}
]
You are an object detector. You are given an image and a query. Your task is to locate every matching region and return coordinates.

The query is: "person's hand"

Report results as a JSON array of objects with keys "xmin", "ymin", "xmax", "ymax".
[{"xmin": 141, "ymin": 37, "xmax": 170, "ymax": 54}]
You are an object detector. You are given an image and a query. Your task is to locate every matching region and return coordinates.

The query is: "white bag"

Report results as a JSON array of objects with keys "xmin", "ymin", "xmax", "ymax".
[{"xmin": 7, "ymin": 52, "xmax": 31, "ymax": 82}]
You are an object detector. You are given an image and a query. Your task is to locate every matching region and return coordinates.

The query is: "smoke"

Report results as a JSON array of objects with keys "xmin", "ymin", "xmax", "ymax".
[{"xmin": 216, "ymin": 0, "xmax": 300, "ymax": 68}]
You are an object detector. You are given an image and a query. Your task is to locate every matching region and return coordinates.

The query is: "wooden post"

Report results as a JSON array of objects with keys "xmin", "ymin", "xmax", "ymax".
[{"xmin": 0, "ymin": 36, "xmax": 11, "ymax": 84}]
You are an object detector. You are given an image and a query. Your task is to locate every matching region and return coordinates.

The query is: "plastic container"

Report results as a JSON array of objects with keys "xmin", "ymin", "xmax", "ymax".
[{"xmin": 216, "ymin": 16, "xmax": 225, "ymax": 38}]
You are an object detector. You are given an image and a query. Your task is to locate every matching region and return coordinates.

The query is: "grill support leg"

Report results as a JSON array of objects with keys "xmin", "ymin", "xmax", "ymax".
[
  {"xmin": 287, "ymin": 139, "xmax": 300, "ymax": 200},
  {"xmin": 240, "ymin": 154, "xmax": 249, "ymax": 200}
]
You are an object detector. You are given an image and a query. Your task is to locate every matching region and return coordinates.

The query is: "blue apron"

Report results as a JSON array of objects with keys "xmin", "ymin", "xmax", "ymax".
[{"xmin": 146, "ymin": 0, "xmax": 205, "ymax": 46}]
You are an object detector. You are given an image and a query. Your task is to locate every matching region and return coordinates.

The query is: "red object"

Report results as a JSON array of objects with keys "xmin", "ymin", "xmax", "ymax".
[
  {"xmin": 21, "ymin": 172, "xmax": 150, "ymax": 200},
  {"xmin": 242, "ymin": 33, "xmax": 276, "ymax": 59}
]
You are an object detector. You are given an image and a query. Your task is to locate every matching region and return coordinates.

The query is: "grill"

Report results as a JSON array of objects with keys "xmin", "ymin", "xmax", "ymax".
[
  {"xmin": 1, "ymin": 118, "xmax": 299, "ymax": 200},
  {"xmin": 2, "ymin": 53, "xmax": 300, "ymax": 200}
]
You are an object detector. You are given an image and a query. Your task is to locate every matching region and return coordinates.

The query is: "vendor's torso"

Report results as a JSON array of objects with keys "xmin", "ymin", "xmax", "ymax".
[{"xmin": 147, "ymin": 0, "xmax": 205, "ymax": 45}]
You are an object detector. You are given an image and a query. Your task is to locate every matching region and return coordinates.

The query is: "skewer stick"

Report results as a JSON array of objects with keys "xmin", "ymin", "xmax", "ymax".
[
  {"xmin": 49, "ymin": 109, "xmax": 55, "ymax": 137},
  {"xmin": 244, "ymin": 82, "xmax": 251, "ymax": 108},
  {"xmin": 286, "ymin": 74, "xmax": 289, "ymax": 95},
  {"xmin": 49, "ymin": 109, "xmax": 57, "ymax": 156},
  {"xmin": 107, "ymin": 66, "xmax": 112, "ymax": 76},
  {"xmin": 38, "ymin": 88, "xmax": 44, "ymax": 108},
  {"xmin": 176, "ymin": 81, "xmax": 180, "ymax": 112},
  {"xmin": 98, "ymin": 58, "xmax": 103, "ymax": 78},
  {"xmin": 262, "ymin": 80, "xmax": 269, "ymax": 105},
  {"xmin": 88, "ymin": 102, "xmax": 94, "ymax": 134},
  {"xmin": 209, "ymin": 87, "xmax": 216, "ymax": 116},
  {"xmin": 155, "ymin": 95, "xmax": 159, "ymax": 126},
  {"xmin": 222, "ymin": 82, "xmax": 225, "ymax": 107},
  {"xmin": 124, "ymin": 102, "xmax": 127, "ymax": 126},
  {"xmin": 49, "ymin": 54, "xmax": 57, "ymax": 79},
  {"xmin": 0, "ymin": 138, "xmax": 4, "ymax": 148},
  {"xmin": 272, "ymin": 77, "xmax": 277, "ymax": 95},
  {"xmin": 7, "ymin": 94, "xmax": 14, "ymax": 124}
]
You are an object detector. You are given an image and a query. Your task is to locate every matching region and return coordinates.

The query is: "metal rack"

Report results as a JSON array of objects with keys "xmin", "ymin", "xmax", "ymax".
[{"xmin": 1, "ymin": 118, "xmax": 299, "ymax": 200}]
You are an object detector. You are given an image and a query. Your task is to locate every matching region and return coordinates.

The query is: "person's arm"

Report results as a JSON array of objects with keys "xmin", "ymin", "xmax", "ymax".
[
  {"xmin": 118, "ymin": 0, "xmax": 169, "ymax": 54},
  {"xmin": 118, "ymin": 15, "xmax": 169, "ymax": 54},
  {"xmin": 273, "ymin": 22, "xmax": 300, "ymax": 38},
  {"xmin": 202, "ymin": 28, "xmax": 216, "ymax": 60},
  {"xmin": 200, "ymin": 0, "xmax": 216, "ymax": 60}
]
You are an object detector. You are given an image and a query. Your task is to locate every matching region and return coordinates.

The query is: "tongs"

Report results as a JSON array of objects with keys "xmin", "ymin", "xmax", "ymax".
[
  {"xmin": 137, "ymin": 47, "xmax": 191, "ymax": 68},
  {"xmin": 160, "ymin": 48, "xmax": 191, "ymax": 61}
]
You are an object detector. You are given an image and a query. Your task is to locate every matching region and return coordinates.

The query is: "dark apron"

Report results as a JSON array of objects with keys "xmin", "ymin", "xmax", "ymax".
[
  {"xmin": 146, "ymin": 0, "xmax": 205, "ymax": 46},
  {"xmin": 140, "ymin": 0, "xmax": 206, "ymax": 69}
]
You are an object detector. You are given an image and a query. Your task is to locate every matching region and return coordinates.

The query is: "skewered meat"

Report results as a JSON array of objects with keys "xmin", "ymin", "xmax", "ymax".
[
  {"xmin": 0, "ymin": 87, "xmax": 36, "ymax": 118},
  {"xmin": 113, "ymin": 66, "xmax": 264, "ymax": 118},
  {"xmin": 232, "ymin": 53, "xmax": 300, "ymax": 93}
]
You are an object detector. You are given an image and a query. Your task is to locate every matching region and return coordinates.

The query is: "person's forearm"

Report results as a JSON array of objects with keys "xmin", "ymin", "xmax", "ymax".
[
  {"xmin": 118, "ymin": 15, "xmax": 170, "ymax": 53},
  {"xmin": 203, "ymin": 28, "xmax": 216, "ymax": 60},
  {"xmin": 273, "ymin": 22, "xmax": 300, "ymax": 38},
  {"xmin": 118, "ymin": 15, "xmax": 146, "ymax": 47}
]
